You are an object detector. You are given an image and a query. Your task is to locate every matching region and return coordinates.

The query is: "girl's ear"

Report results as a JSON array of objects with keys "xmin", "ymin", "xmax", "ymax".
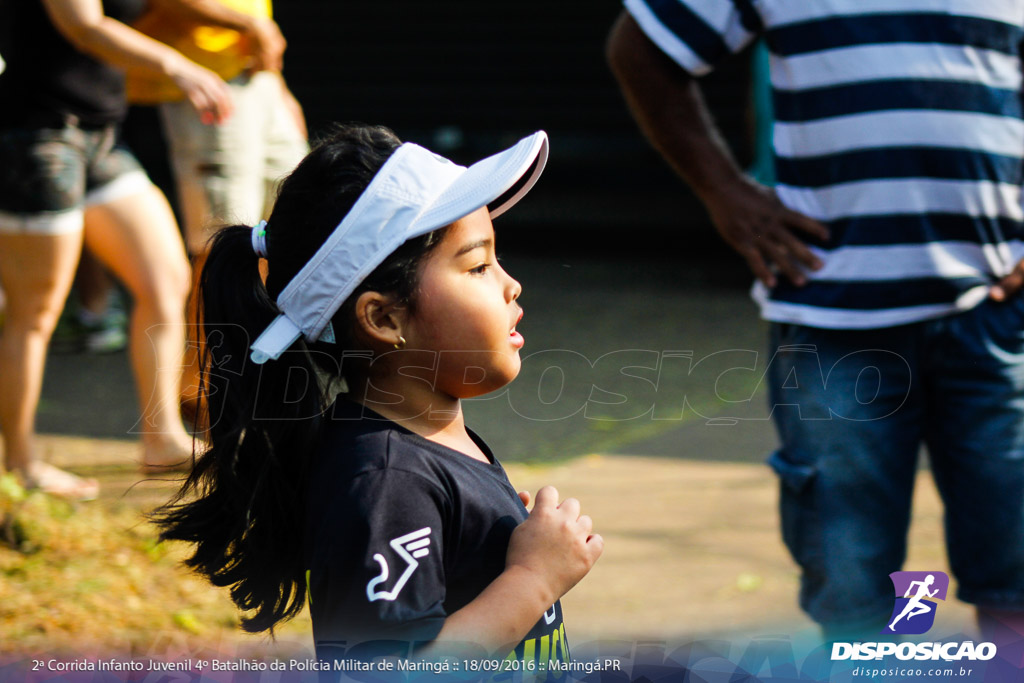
[{"xmin": 353, "ymin": 291, "xmax": 408, "ymax": 348}]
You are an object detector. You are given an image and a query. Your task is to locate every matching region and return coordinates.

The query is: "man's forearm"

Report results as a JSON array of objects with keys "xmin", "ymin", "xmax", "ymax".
[
  {"xmin": 606, "ymin": 12, "xmax": 744, "ymax": 205},
  {"xmin": 606, "ymin": 10, "xmax": 828, "ymax": 286}
]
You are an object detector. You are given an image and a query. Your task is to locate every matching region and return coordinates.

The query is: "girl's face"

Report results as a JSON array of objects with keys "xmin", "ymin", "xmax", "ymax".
[{"xmin": 402, "ymin": 207, "xmax": 524, "ymax": 398}]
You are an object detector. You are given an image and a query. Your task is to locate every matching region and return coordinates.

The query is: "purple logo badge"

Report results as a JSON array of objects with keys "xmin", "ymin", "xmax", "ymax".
[{"xmin": 883, "ymin": 571, "xmax": 949, "ymax": 635}]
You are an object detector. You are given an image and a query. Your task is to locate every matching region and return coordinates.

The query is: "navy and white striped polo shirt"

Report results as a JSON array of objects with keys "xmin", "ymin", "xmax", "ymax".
[{"xmin": 626, "ymin": 0, "xmax": 1024, "ymax": 328}]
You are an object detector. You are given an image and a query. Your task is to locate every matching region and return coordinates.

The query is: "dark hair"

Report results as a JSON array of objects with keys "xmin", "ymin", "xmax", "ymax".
[{"xmin": 153, "ymin": 123, "xmax": 448, "ymax": 633}]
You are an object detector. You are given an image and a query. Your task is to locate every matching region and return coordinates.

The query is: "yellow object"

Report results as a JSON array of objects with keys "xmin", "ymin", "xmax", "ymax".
[{"xmin": 126, "ymin": 0, "xmax": 272, "ymax": 104}]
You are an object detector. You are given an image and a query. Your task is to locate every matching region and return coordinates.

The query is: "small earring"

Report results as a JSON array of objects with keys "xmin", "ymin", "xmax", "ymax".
[{"xmin": 393, "ymin": 336, "xmax": 406, "ymax": 350}]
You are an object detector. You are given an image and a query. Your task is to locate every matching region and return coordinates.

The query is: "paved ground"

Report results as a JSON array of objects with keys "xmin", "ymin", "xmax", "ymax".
[{"xmin": 25, "ymin": 254, "xmax": 978, "ymax": 647}]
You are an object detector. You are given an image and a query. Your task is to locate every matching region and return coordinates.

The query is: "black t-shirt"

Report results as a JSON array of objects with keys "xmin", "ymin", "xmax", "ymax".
[
  {"xmin": 305, "ymin": 400, "xmax": 569, "ymax": 667},
  {"xmin": 0, "ymin": 0, "xmax": 147, "ymax": 127}
]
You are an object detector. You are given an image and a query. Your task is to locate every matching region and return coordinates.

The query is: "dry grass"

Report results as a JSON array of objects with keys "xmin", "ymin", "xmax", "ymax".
[
  {"xmin": 0, "ymin": 435, "xmax": 314, "ymax": 660},
  {"xmin": 0, "ymin": 475, "xmax": 311, "ymax": 658}
]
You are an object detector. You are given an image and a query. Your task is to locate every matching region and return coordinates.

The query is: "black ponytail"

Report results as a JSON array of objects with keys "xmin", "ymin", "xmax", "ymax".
[
  {"xmin": 156, "ymin": 224, "xmax": 319, "ymax": 633},
  {"xmin": 153, "ymin": 124, "xmax": 447, "ymax": 633}
]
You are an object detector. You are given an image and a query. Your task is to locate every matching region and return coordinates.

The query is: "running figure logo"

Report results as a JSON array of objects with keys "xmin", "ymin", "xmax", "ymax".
[
  {"xmin": 366, "ymin": 528, "xmax": 432, "ymax": 602},
  {"xmin": 884, "ymin": 571, "xmax": 949, "ymax": 635}
]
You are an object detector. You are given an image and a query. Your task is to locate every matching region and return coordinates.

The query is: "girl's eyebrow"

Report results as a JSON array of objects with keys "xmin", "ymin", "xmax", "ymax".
[{"xmin": 455, "ymin": 238, "xmax": 493, "ymax": 257}]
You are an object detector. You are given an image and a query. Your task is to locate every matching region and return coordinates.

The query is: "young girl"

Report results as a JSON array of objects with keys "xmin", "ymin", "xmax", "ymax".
[{"xmin": 155, "ymin": 123, "xmax": 603, "ymax": 664}]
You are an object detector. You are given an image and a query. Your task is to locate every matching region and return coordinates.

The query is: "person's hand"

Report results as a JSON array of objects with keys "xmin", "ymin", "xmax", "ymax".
[
  {"xmin": 167, "ymin": 58, "xmax": 233, "ymax": 124},
  {"xmin": 704, "ymin": 176, "xmax": 829, "ymax": 288},
  {"xmin": 505, "ymin": 486, "xmax": 603, "ymax": 605},
  {"xmin": 990, "ymin": 258, "xmax": 1024, "ymax": 301},
  {"xmin": 244, "ymin": 17, "xmax": 286, "ymax": 72}
]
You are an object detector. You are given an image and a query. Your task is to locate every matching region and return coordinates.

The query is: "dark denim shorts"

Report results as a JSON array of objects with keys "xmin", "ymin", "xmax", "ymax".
[
  {"xmin": 0, "ymin": 121, "xmax": 145, "ymax": 233},
  {"xmin": 766, "ymin": 297, "xmax": 1024, "ymax": 629}
]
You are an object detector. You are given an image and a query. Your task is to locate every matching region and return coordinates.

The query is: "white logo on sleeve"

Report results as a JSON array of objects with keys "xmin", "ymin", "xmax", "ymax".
[{"xmin": 366, "ymin": 527, "xmax": 432, "ymax": 602}]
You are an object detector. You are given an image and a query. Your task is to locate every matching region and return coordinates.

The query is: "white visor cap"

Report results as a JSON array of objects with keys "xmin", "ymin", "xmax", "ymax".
[{"xmin": 250, "ymin": 130, "xmax": 549, "ymax": 364}]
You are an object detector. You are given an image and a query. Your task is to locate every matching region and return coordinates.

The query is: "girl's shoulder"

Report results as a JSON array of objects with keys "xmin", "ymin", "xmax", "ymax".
[
  {"xmin": 313, "ymin": 399, "xmax": 509, "ymax": 489},
  {"xmin": 315, "ymin": 401, "xmax": 426, "ymax": 474},
  {"xmin": 306, "ymin": 405, "xmax": 450, "ymax": 522}
]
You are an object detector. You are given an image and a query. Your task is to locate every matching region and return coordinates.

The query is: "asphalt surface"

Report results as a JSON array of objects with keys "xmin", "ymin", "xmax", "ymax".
[{"xmin": 37, "ymin": 253, "xmax": 778, "ymax": 465}]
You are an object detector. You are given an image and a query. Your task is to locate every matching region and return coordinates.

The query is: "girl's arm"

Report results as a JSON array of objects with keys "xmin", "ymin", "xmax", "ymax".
[
  {"xmin": 430, "ymin": 486, "xmax": 603, "ymax": 656},
  {"xmin": 40, "ymin": 0, "xmax": 232, "ymax": 121}
]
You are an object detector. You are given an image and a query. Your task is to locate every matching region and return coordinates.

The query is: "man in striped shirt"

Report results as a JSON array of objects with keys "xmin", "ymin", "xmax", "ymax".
[{"xmin": 608, "ymin": 0, "xmax": 1024, "ymax": 640}]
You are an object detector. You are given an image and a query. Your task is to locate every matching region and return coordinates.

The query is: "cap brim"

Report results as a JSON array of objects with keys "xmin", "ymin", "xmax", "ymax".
[{"xmin": 412, "ymin": 131, "xmax": 548, "ymax": 236}]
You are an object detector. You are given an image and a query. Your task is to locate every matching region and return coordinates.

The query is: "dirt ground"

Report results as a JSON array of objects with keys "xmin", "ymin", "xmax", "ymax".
[{"xmin": 0, "ymin": 432, "xmax": 978, "ymax": 661}]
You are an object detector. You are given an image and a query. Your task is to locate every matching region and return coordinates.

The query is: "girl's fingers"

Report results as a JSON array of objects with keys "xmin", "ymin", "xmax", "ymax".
[
  {"xmin": 533, "ymin": 485, "xmax": 559, "ymax": 510},
  {"xmin": 558, "ymin": 497, "xmax": 581, "ymax": 520}
]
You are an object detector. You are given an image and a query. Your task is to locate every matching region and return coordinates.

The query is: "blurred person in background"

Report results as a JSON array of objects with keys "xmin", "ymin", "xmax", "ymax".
[
  {"xmin": 125, "ymin": 0, "xmax": 307, "ymax": 421},
  {"xmin": 0, "ymin": 0, "xmax": 272, "ymax": 498},
  {"xmin": 608, "ymin": 1, "xmax": 1024, "ymax": 644}
]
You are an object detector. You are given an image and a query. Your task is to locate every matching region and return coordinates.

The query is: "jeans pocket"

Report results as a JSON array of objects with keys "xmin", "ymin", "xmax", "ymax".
[
  {"xmin": 768, "ymin": 448, "xmax": 815, "ymax": 493},
  {"xmin": 767, "ymin": 449, "xmax": 822, "ymax": 572}
]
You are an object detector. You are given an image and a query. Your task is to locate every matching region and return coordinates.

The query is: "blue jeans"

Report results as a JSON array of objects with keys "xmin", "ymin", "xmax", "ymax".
[{"xmin": 767, "ymin": 297, "xmax": 1024, "ymax": 631}]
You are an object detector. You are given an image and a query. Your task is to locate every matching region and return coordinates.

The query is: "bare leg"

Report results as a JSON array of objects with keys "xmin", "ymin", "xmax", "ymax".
[
  {"xmin": 83, "ymin": 185, "xmax": 194, "ymax": 470},
  {"xmin": 179, "ymin": 249, "xmax": 207, "ymax": 428},
  {"xmin": 75, "ymin": 247, "xmax": 115, "ymax": 316},
  {"xmin": 0, "ymin": 230, "xmax": 99, "ymax": 499}
]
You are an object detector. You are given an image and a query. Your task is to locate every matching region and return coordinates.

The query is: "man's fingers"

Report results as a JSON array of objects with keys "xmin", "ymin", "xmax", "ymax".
[
  {"xmin": 762, "ymin": 238, "xmax": 808, "ymax": 286},
  {"xmin": 733, "ymin": 215, "xmax": 826, "ymax": 287},
  {"xmin": 783, "ymin": 208, "xmax": 830, "ymax": 241},
  {"xmin": 776, "ymin": 227, "xmax": 824, "ymax": 271},
  {"xmin": 739, "ymin": 243, "xmax": 776, "ymax": 289},
  {"xmin": 992, "ymin": 262, "xmax": 1024, "ymax": 300},
  {"xmin": 518, "ymin": 490, "xmax": 531, "ymax": 508}
]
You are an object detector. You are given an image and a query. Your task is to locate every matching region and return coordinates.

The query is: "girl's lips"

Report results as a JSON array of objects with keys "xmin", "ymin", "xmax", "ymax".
[{"xmin": 509, "ymin": 308, "xmax": 524, "ymax": 348}]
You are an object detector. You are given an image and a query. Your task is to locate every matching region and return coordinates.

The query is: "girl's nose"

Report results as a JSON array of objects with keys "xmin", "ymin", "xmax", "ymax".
[
  {"xmin": 498, "ymin": 261, "xmax": 522, "ymax": 301},
  {"xmin": 507, "ymin": 273, "xmax": 522, "ymax": 302}
]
